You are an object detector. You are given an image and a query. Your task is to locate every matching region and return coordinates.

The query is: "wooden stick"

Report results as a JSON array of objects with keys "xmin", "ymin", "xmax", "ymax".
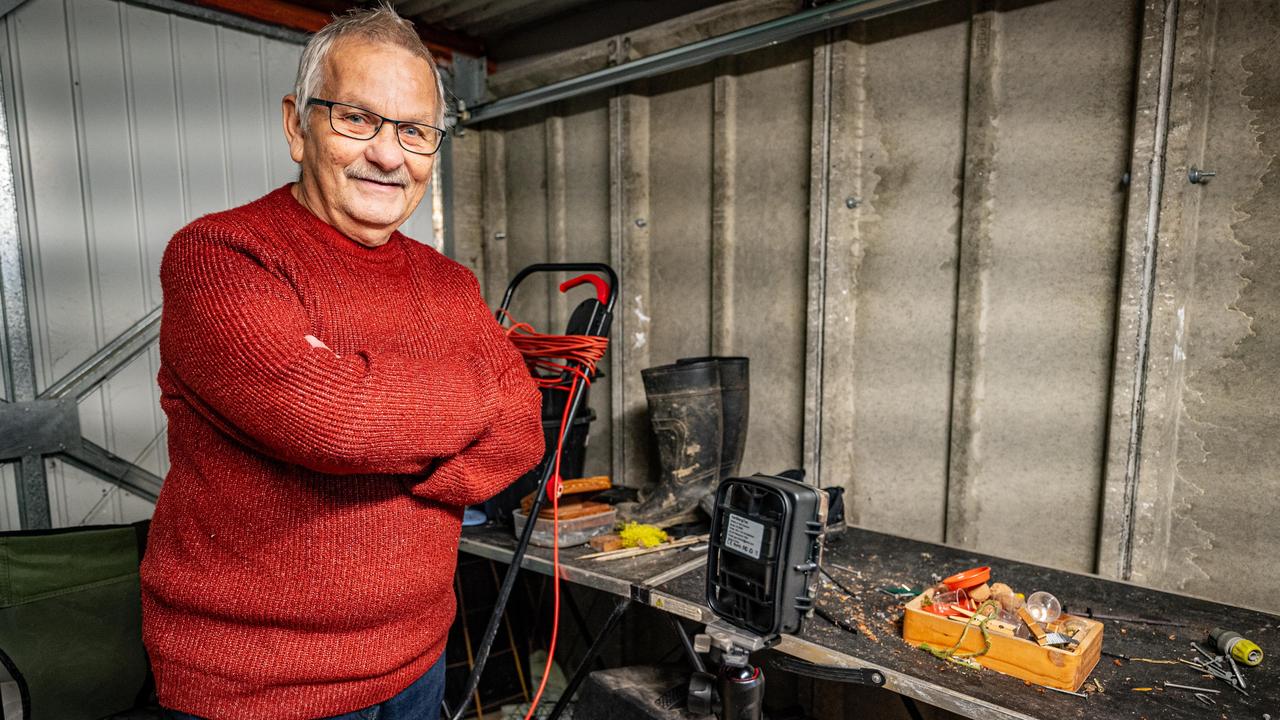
[{"xmin": 579, "ymin": 534, "xmax": 709, "ymax": 561}]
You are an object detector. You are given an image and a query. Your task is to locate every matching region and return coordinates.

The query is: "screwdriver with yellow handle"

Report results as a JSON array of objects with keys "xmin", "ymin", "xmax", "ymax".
[{"xmin": 1210, "ymin": 627, "xmax": 1263, "ymax": 667}]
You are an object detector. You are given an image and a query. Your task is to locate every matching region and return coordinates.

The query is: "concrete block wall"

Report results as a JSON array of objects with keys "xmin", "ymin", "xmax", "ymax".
[{"xmin": 455, "ymin": 0, "xmax": 1280, "ymax": 612}]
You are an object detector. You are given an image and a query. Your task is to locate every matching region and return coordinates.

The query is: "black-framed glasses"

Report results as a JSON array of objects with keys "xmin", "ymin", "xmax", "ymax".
[{"xmin": 306, "ymin": 98, "xmax": 445, "ymax": 156}]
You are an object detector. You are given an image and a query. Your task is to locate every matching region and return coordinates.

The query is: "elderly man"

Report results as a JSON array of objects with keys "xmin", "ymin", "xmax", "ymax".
[{"xmin": 139, "ymin": 7, "xmax": 543, "ymax": 719}]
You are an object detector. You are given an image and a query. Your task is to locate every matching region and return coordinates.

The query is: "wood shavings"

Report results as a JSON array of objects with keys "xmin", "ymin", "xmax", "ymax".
[{"xmin": 618, "ymin": 522, "xmax": 667, "ymax": 548}]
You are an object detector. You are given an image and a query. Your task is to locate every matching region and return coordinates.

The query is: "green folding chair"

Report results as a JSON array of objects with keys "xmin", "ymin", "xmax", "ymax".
[{"xmin": 0, "ymin": 522, "xmax": 150, "ymax": 720}]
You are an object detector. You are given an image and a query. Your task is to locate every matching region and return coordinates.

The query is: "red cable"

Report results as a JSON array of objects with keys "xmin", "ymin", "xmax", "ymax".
[{"xmin": 502, "ymin": 312, "xmax": 608, "ymax": 720}]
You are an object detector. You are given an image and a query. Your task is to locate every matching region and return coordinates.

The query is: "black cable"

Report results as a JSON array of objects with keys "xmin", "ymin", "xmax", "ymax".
[
  {"xmin": 447, "ymin": 375, "xmax": 592, "ymax": 720},
  {"xmin": 813, "ymin": 566, "xmax": 863, "ymax": 636},
  {"xmin": 900, "ymin": 696, "xmax": 927, "ymax": 720},
  {"xmin": 814, "ymin": 605, "xmax": 859, "ymax": 635},
  {"xmin": 449, "ymin": 265, "xmax": 615, "ymax": 720},
  {"xmin": 768, "ymin": 654, "xmax": 881, "ymax": 685},
  {"xmin": 819, "ymin": 566, "xmax": 857, "ymax": 600}
]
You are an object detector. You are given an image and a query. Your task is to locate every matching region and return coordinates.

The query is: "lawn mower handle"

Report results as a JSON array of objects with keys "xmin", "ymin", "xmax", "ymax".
[{"xmin": 498, "ymin": 263, "xmax": 619, "ymax": 316}]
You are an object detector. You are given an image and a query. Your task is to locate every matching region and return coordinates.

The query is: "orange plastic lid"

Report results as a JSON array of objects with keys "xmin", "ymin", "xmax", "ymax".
[{"xmin": 942, "ymin": 566, "xmax": 991, "ymax": 591}]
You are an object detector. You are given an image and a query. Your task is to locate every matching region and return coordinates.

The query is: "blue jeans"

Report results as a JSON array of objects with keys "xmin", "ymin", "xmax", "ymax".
[{"xmin": 165, "ymin": 653, "xmax": 447, "ymax": 720}]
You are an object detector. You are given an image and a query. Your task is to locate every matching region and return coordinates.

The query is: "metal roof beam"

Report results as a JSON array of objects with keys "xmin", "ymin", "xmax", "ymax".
[{"xmin": 461, "ymin": 0, "xmax": 943, "ymax": 126}]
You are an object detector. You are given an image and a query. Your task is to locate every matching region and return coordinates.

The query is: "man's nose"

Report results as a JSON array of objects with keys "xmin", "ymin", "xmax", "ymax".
[{"xmin": 365, "ymin": 122, "xmax": 405, "ymax": 170}]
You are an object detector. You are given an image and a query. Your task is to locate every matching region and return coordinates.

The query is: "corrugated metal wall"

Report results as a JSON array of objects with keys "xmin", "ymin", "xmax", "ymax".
[
  {"xmin": 0, "ymin": 0, "xmax": 440, "ymax": 529},
  {"xmin": 460, "ymin": 0, "xmax": 1280, "ymax": 610}
]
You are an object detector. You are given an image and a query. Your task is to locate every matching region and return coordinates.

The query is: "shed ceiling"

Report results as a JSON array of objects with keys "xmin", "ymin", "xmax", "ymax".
[
  {"xmin": 390, "ymin": 0, "xmax": 602, "ymax": 40},
  {"xmin": 287, "ymin": 0, "xmax": 730, "ymax": 62}
]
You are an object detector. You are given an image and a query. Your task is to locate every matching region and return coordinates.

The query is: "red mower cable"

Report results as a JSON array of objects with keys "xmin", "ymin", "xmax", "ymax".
[
  {"xmin": 447, "ymin": 264, "xmax": 615, "ymax": 720},
  {"xmin": 503, "ymin": 316, "xmax": 608, "ymax": 720}
]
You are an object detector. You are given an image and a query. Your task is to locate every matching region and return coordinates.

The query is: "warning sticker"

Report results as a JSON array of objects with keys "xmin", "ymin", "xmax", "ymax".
[
  {"xmin": 651, "ymin": 595, "xmax": 706, "ymax": 621},
  {"xmin": 724, "ymin": 513, "xmax": 764, "ymax": 559}
]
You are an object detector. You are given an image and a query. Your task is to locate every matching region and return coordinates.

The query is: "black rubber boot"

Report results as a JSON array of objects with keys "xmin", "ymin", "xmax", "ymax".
[
  {"xmin": 617, "ymin": 360, "xmax": 723, "ymax": 528},
  {"xmin": 679, "ymin": 357, "xmax": 750, "ymax": 518},
  {"xmin": 679, "ymin": 356, "xmax": 749, "ymax": 478}
]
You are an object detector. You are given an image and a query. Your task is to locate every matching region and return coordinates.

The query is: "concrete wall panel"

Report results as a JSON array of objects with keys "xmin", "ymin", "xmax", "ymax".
[
  {"xmin": 816, "ymin": 7, "xmax": 970, "ymax": 543},
  {"xmin": 477, "ymin": 2, "xmax": 1144, "ymax": 572},
  {"xmin": 946, "ymin": 0, "xmax": 1139, "ymax": 571},
  {"xmin": 479, "ymin": 1, "xmax": 1138, "ymax": 571},
  {"xmin": 1170, "ymin": 0, "xmax": 1280, "ymax": 610},
  {"xmin": 726, "ymin": 44, "xmax": 811, "ymax": 475},
  {"xmin": 559, "ymin": 94, "xmax": 613, "ymax": 476},
  {"xmin": 1123, "ymin": 0, "xmax": 1280, "ymax": 609},
  {"xmin": 500, "ymin": 115, "xmax": 550, "ymax": 327},
  {"xmin": 647, "ymin": 65, "xmax": 714, "ymax": 366},
  {"xmin": 485, "ymin": 97, "xmax": 618, "ymax": 480}
]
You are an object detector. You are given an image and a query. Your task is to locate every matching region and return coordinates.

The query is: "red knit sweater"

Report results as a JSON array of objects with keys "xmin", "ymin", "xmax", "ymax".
[{"xmin": 140, "ymin": 185, "xmax": 543, "ymax": 719}]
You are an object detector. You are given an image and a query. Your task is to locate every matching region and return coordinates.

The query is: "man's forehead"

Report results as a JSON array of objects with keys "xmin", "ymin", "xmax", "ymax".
[{"xmin": 322, "ymin": 39, "xmax": 438, "ymax": 119}]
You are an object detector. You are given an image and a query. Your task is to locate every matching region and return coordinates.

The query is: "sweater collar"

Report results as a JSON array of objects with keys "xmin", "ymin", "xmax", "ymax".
[{"xmin": 273, "ymin": 184, "xmax": 407, "ymax": 264}]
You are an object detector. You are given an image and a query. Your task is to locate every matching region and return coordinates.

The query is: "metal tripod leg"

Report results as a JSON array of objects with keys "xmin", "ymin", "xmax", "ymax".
[
  {"xmin": 545, "ymin": 597, "xmax": 631, "ymax": 720},
  {"xmin": 564, "ymin": 587, "xmax": 607, "ymax": 672},
  {"xmin": 668, "ymin": 614, "xmax": 707, "ymax": 673}
]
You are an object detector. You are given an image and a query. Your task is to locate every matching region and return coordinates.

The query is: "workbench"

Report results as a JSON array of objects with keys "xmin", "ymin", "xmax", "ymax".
[{"xmin": 460, "ymin": 523, "xmax": 1279, "ymax": 719}]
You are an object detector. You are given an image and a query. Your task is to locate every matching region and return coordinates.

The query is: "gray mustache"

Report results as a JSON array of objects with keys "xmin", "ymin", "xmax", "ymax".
[{"xmin": 345, "ymin": 165, "xmax": 410, "ymax": 187}]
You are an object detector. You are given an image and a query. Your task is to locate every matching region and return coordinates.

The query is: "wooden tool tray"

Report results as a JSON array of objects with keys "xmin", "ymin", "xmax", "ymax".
[{"xmin": 902, "ymin": 593, "xmax": 1103, "ymax": 691}]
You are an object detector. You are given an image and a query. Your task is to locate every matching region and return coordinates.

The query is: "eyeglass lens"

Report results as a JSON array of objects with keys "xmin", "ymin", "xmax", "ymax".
[{"xmin": 328, "ymin": 102, "xmax": 441, "ymax": 154}]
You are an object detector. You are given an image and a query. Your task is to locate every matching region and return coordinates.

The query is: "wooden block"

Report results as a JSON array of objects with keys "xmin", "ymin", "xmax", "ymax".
[
  {"xmin": 520, "ymin": 476, "xmax": 614, "ymax": 514},
  {"xmin": 903, "ymin": 594, "xmax": 1103, "ymax": 691},
  {"xmin": 589, "ymin": 534, "xmax": 624, "ymax": 552},
  {"xmin": 561, "ymin": 475, "xmax": 613, "ymax": 494},
  {"xmin": 545, "ymin": 501, "xmax": 612, "ymax": 520}
]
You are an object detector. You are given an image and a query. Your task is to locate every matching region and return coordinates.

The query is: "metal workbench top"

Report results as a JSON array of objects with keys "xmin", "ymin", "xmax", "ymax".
[{"xmin": 459, "ymin": 523, "xmax": 1279, "ymax": 720}]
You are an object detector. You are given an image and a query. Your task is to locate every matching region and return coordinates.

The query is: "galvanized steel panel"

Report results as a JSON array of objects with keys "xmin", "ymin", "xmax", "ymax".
[
  {"xmin": 7, "ymin": 0, "xmax": 96, "ymax": 390},
  {"xmin": 0, "ymin": 0, "xmax": 303, "ymax": 528},
  {"xmin": 219, "ymin": 27, "xmax": 272, "ymax": 209},
  {"xmin": 173, "ymin": 17, "xmax": 230, "ymax": 219},
  {"xmin": 263, "ymin": 38, "xmax": 301, "ymax": 186}
]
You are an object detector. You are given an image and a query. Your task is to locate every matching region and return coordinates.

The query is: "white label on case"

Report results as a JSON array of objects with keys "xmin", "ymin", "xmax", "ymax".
[{"xmin": 724, "ymin": 513, "xmax": 764, "ymax": 559}]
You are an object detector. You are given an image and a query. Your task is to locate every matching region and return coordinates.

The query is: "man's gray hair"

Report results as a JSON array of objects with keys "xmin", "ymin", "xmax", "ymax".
[{"xmin": 294, "ymin": 3, "xmax": 447, "ymax": 130}]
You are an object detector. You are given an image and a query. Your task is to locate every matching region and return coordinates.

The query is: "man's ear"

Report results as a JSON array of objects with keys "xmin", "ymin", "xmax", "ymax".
[{"xmin": 283, "ymin": 94, "xmax": 306, "ymax": 164}]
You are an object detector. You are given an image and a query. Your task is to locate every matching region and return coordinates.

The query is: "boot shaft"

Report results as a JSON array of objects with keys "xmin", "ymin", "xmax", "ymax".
[
  {"xmin": 677, "ymin": 356, "xmax": 750, "ymax": 479},
  {"xmin": 640, "ymin": 360, "xmax": 724, "ymax": 487}
]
